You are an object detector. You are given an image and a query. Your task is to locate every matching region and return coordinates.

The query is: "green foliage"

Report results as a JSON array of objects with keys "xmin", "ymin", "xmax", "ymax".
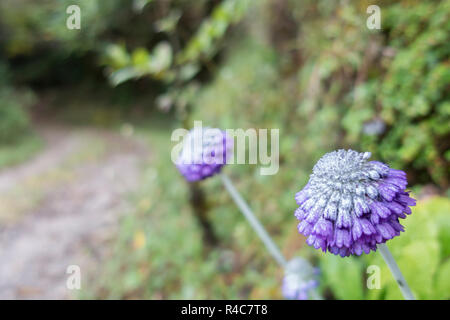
[
  {"xmin": 0, "ymin": 87, "xmax": 34, "ymax": 145},
  {"xmin": 377, "ymin": 1, "xmax": 450, "ymax": 186},
  {"xmin": 182, "ymin": 0, "xmax": 450, "ymax": 299},
  {"xmin": 81, "ymin": 123, "xmax": 283, "ymax": 299},
  {"xmin": 1, "ymin": 0, "xmax": 448, "ymax": 300},
  {"xmin": 365, "ymin": 196, "xmax": 450, "ymax": 300},
  {"xmin": 103, "ymin": 0, "xmax": 252, "ymax": 88},
  {"xmin": 191, "ymin": 40, "xmax": 286, "ymax": 128},
  {"xmin": 320, "ymin": 254, "xmax": 365, "ymax": 300},
  {"xmin": 291, "ymin": 0, "xmax": 449, "ymax": 187},
  {"xmin": 0, "ymin": 59, "xmax": 38, "ymax": 166},
  {"xmin": 0, "ymin": 0, "xmax": 122, "ymax": 56},
  {"xmin": 107, "ymin": 42, "xmax": 174, "ymax": 86},
  {"xmin": 0, "ymin": 83, "xmax": 40, "ymax": 168},
  {"xmin": 177, "ymin": 0, "xmax": 252, "ymax": 64},
  {"xmin": 310, "ymin": 196, "xmax": 450, "ymax": 300}
]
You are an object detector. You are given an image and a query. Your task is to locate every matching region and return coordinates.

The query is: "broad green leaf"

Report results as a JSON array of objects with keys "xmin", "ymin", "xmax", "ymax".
[
  {"xmin": 433, "ymin": 259, "xmax": 450, "ymax": 300},
  {"xmin": 399, "ymin": 240, "xmax": 440, "ymax": 299},
  {"xmin": 320, "ymin": 253, "xmax": 365, "ymax": 300}
]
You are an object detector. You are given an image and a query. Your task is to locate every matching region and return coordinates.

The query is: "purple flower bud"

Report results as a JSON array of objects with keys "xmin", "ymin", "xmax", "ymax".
[
  {"xmin": 295, "ymin": 149, "xmax": 416, "ymax": 257},
  {"xmin": 176, "ymin": 127, "xmax": 233, "ymax": 182},
  {"xmin": 282, "ymin": 257, "xmax": 320, "ymax": 300}
]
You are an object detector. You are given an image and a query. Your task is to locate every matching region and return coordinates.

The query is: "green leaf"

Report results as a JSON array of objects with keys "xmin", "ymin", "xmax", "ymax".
[
  {"xmin": 400, "ymin": 240, "xmax": 440, "ymax": 299},
  {"xmin": 433, "ymin": 259, "xmax": 450, "ymax": 300},
  {"xmin": 179, "ymin": 63, "xmax": 200, "ymax": 81},
  {"xmin": 104, "ymin": 44, "xmax": 130, "ymax": 69},
  {"xmin": 149, "ymin": 42, "xmax": 172, "ymax": 74},
  {"xmin": 366, "ymin": 197, "xmax": 450, "ymax": 299},
  {"xmin": 155, "ymin": 10, "xmax": 181, "ymax": 33},
  {"xmin": 132, "ymin": 0, "xmax": 154, "ymax": 13},
  {"xmin": 132, "ymin": 48, "xmax": 150, "ymax": 70},
  {"xmin": 109, "ymin": 67, "xmax": 142, "ymax": 86},
  {"xmin": 320, "ymin": 254, "xmax": 365, "ymax": 300}
]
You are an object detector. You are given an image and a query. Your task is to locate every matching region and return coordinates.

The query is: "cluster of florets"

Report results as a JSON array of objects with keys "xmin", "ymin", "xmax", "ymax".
[
  {"xmin": 176, "ymin": 127, "xmax": 233, "ymax": 182},
  {"xmin": 282, "ymin": 257, "xmax": 319, "ymax": 300},
  {"xmin": 295, "ymin": 149, "xmax": 416, "ymax": 257}
]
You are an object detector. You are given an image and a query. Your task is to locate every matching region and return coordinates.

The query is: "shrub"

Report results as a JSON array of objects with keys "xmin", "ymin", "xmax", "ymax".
[{"xmin": 0, "ymin": 87, "xmax": 34, "ymax": 145}]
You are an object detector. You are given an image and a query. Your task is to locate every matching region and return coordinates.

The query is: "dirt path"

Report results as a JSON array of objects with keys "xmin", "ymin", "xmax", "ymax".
[{"xmin": 0, "ymin": 125, "xmax": 148, "ymax": 299}]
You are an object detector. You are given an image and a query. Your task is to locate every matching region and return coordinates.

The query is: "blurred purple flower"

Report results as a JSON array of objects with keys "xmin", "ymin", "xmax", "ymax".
[
  {"xmin": 363, "ymin": 118, "xmax": 386, "ymax": 136},
  {"xmin": 295, "ymin": 149, "xmax": 416, "ymax": 257},
  {"xmin": 282, "ymin": 257, "xmax": 319, "ymax": 300},
  {"xmin": 176, "ymin": 127, "xmax": 233, "ymax": 182}
]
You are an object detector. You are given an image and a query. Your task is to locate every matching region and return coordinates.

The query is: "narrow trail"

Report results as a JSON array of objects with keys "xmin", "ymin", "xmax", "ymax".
[{"xmin": 0, "ymin": 125, "xmax": 148, "ymax": 299}]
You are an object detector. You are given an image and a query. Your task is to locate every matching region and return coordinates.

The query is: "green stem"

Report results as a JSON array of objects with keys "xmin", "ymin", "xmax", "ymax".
[
  {"xmin": 220, "ymin": 173, "xmax": 287, "ymax": 268},
  {"xmin": 377, "ymin": 243, "xmax": 415, "ymax": 300}
]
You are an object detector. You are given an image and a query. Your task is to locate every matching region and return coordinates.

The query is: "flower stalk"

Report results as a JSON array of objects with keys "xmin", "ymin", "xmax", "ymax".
[
  {"xmin": 220, "ymin": 173, "xmax": 287, "ymax": 268},
  {"xmin": 377, "ymin": 243, "xmax": 415, "ymax": 300}
]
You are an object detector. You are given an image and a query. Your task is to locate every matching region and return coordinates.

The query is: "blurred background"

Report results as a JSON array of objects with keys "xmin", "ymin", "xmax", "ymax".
[{"xmin": 0, "ymin": 0, "xmax": 448, "ymax": 299}]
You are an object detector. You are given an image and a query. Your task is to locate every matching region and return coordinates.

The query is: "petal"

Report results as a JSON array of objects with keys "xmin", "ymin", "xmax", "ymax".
[
  {"xmin": 360, "ymin": 219, "xmax": 375, "ymax": 235},
  {"xmin": 366, "ymin": 184, "xmax": 379, "ymax": 199},
  {"xmin": 323, "ymin": 203, "xmax": 338, "ymax": 221},
  {"xmin": 336, "ymin": 229, "xmax": 345, "ymax": 248},
  {"xmin": 294, "ymin": 207, "xmax": 306, "ymax": 220},
  {"xmin": 301, "ymin": 197, "xmax": 316, "ymax": 211},
  {"xmin": 370, "ymin": 201, "xmax": 391, "ymax": 219},
  {"xmin": 376, "ymin": 224, "xmax": 392, "ymax": 240},
  {"xmin": 313, "ymin": 218, "xmax": 333, "ymax": 239},
  {"xmin": 298, "ymin": 220, "xmax": 313, "ymax": 237},
  {"xmin": 352, "ymin": 220, "xmax": 363, "ymax": 241},
  {"xmin": 305, "ymin": 206, "xmax": 322, "ymax": 224},
  {"xmin": 353, "ymin": 241, "xmax": 363, "ymax": 255},
  {"xmin": 295, "ymin": 189, "xmax": 309, "ymax": 205},
  {"xmin": 397, "ymin": 193, "xmax": 416, "ymax": 206},
  {"xmin": 306, "ymin": 235, "xmax": 316, "ymax": 246}
]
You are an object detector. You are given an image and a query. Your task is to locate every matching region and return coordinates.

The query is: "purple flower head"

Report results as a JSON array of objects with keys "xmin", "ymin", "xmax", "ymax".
[
  {"xmin": 295, "ymin": 149, "xmax": 416, "ymax": 257},
  {"xmin": 176, "ymin": 127, "xmax": 233, "ymax": 182},
  {"xmin": 282, "ymin": 257, "xmax": 320, "ymax": 300}
]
